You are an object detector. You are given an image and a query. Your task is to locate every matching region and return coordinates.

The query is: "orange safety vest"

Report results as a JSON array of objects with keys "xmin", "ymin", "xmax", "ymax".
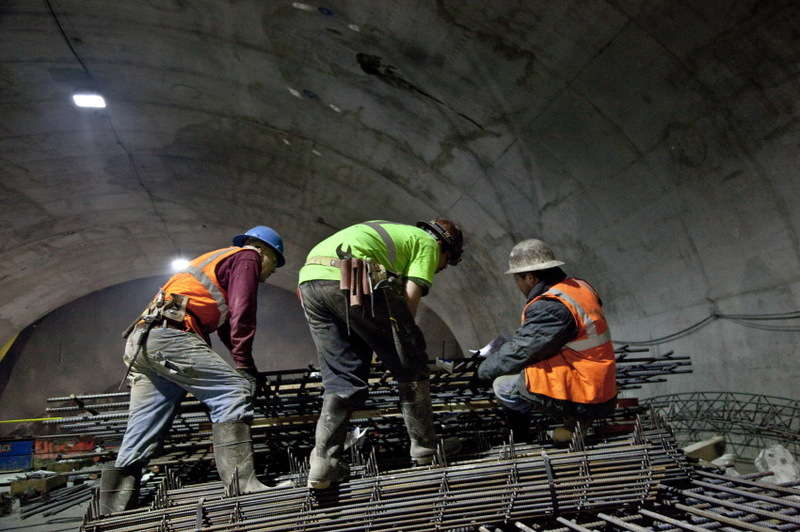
[
  {"xmin": 522, "ymin": 278, "xmax": 617, "ymax": 404},
  {"xmin": 160, "ymin": 247, "xmax": 245, "ymax": 334}
]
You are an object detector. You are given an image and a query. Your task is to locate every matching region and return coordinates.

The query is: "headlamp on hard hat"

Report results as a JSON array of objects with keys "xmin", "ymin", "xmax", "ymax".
[{"xmin": 416, "ymin": 219, "xmax": 463, "ymax": 265}]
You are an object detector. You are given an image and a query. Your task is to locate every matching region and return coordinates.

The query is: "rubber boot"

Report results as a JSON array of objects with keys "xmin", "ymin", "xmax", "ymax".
[
  {"xmin": 307, "ymin": 394, "xmax": 352, "ymax": 489},
  {"xmin": 505, "ymin": 409, "xmax": 531, "ymax": 444},
  {"xmin": 212, "ymin": 421, "xmax": 270, "ymax": 495},
  {"xmin": 99, "ymin": 463, "xmax": 141, "ymax": 515},
  {"xmin": 399, "ymin": 380, "xmax": 462, "ymax": 465}
]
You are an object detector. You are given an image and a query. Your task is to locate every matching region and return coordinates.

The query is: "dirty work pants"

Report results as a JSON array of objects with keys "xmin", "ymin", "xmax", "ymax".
[
  {"xmin": 115, "ymin": 327, "xmax": 253, "ymax": 468},
  {"xmin": 299, "ymin": 280, "xmax": 429, "ymax": 405},
  {"xmin": 492, "ymin": 373, "xmax": 616, "ymax": 419}
]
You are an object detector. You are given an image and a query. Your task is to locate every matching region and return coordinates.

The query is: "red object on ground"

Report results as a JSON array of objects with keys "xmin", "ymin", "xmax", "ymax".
[{"xmin": 35, "ymin": 437, "xmax": 96, "ymax": 459}]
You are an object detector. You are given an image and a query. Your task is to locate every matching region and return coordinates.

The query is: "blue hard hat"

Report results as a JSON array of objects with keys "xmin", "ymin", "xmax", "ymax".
[{"xmin": 232, "ymin": 225, "xmax": 286, "ymax": 267}]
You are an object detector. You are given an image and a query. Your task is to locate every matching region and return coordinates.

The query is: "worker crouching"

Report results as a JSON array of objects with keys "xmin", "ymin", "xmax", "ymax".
[
  {"xmin": 99, "ymin": 226, "xmax": 287, "ymax": 514},
  {"xmin": 298, "ymin": 219, "xmax": 464, "ymax": 489},
  {"xmin": 476, "ymin": 239, "xmax": 617, "ymax": 444}
]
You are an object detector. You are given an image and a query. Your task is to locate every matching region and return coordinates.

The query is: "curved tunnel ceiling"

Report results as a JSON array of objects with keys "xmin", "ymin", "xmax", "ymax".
[{"xmin": 2, "ymin": 1, "xmax": 800, "ymax": 394}]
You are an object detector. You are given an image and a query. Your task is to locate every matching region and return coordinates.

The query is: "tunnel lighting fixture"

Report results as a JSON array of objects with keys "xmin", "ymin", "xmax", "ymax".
[
  {"xmin": 72, "ymin": 93, "xmax": 106, "ymax": 108},
  {"xmin": 171, "ymin": 258, "xmax": 190, "ymax": 272}
]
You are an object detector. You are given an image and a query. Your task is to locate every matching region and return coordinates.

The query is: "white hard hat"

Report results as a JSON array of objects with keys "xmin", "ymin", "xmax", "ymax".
[{"xmin": 505, "ymin": 239, "xmax": 565, "ymax": 274}]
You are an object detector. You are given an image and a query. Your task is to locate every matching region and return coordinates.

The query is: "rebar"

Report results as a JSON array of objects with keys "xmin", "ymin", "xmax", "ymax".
[
  {"xmin": 643, "ymin": 391, "xmax": 800, "ymax": 460},
  {"xmin": 80, "ymin": 412, "xmax": 691, "ymax": 532}
]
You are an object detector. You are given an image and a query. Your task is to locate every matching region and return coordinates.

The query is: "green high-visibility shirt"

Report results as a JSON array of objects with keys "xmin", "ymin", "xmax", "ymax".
[{"xmin": 298, "ymin": 221, "xmax": 440, "ymax": 291}]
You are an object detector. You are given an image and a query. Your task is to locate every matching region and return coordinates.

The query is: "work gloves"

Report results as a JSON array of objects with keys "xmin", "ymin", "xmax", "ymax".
[
  {"xmin": 469, "ymin": 335, "xmax": 509, "ymax": 358},
  {"xmin": 469, "ymin": 335, "xmax": 510, "ymax": 383},
  {"xmin": 474, "ymin": 335, "xmax": 509, "ymax": 381}
]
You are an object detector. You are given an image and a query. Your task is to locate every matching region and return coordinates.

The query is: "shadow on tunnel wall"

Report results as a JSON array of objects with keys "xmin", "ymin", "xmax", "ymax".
[{"xmin": 0, "ymin": 276, "xmax": 461, "ymax": 437}]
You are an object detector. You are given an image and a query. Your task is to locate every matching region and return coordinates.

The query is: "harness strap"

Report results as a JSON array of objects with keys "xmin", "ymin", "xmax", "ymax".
[{"xmin": 361, "ymin": 221, "xmax": 398, "ymax": 264}]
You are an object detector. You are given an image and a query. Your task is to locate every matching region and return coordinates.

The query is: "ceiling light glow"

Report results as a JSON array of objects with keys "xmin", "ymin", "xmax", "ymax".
[
  {"xmin": 72, "ymin": 93, "xmax": 106, "ymax": 108},
  {"xmin": 171, "ymin": 258, "xmax": 190, "ymax": 272}
]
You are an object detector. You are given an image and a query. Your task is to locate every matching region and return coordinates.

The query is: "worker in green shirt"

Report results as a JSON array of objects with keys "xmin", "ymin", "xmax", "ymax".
[{"xmin": 298, "ymin": 219, "xmax": 465, "ymax": 488}]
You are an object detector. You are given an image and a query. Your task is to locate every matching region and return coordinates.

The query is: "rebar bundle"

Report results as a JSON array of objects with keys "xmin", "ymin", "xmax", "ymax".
[
  {"xmin": 18, "ymin": 483, "xmax": 94, "ymax": 519},
  {"xmin": 44, "ymin": 348, "xmax": 691, "ymax": 446},
  {"xmin": 79, "ymin": 413, "xmax": 690, "ymax": 532}
]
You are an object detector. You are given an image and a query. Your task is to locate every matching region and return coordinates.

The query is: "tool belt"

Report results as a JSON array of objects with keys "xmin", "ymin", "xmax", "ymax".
[
  {"xmin": 306, "ymin": 256, "xmax": 390, "ymax": 308},
  {"xmin": 305, "ymin": 256, "xmax": 406, "ymax": 354},
  {"xmin": 122, "ymin": 291, "xmax": 190, "ymax": 339}
]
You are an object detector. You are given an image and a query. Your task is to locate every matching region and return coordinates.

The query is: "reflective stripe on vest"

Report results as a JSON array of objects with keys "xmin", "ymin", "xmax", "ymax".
[
  {"xmin": 184, "ymin": 247, "xmax": 237, "ymax": 328},
  {"xmin": 564, "ymin": 329, "xmax": 612, "ymax": 351},
  {"xmin": 160, "ymin": 246, "xmax": 242, "ymax": 333},
  {"xmin": 542, "ymin": 280, "xmax": 607, "ymax": 349},
  {"xmin": 522, "ymin": 278, "xmax": 616, "ymax": 404}
]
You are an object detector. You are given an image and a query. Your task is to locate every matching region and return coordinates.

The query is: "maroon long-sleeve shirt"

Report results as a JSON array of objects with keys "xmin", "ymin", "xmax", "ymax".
[{"xmin": 213, "ymin": 249, "xmax": 261, "ymax": 369}]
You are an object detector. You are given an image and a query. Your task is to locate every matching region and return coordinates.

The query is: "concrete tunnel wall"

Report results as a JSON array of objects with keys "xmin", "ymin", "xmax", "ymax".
[
  {"xmin": 0, "ymin": 275, "xmax": 461, "ymax": 436},
  {"xmin": 1, "ymin": 0, "xmax": 800, "ymax": 418}
]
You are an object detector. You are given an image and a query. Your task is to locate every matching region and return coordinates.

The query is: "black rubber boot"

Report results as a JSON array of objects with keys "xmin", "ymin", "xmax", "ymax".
[
  {"xmin": 505, "ymin": 409, "xmax": 531, "ymax": 444},
  {"xmin": 212, "ymin": 421, "xmax": 270, "ymax": 495},
  {"xmin": 399, "ymin": 380, "xmax": 462, "ymax": 465},
  {"xmin": 307, "ymin": 394, "xmax": 352, "ymax": 489},
  {"xmin": 99, "ymin": 463, "xmax": 141, "ymax": 515}
]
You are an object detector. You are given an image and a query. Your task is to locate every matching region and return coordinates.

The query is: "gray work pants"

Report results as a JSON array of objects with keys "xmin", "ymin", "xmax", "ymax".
[
  {"xmin": 299, "ymin": 280, "xmax": 429, "ymax": 405},
  {"xmin": 115, "ymin": 327, "xmax": 253, "ymax": 468}
]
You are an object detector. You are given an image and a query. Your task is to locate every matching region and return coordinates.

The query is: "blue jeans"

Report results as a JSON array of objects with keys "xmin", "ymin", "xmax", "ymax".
[
  {"xmin": 492, "ymin": 374, "xmax": 533, "ymax": 413},
  {"xmin": 492, "ymin": 373, "xmax": 617, "ymax": 419},
  {"xmin": 115, "ymin": 327, "xmax": 253, "ymax": 467}
]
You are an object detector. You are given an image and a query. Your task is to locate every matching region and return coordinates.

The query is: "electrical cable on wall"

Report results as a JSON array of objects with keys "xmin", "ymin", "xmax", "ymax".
[{"xmin": 613, "ymin": 310, "xmax": 800, "ymax": 346}]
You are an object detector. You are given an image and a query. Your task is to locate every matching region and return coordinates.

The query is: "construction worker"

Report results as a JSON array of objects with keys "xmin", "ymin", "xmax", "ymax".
[
  {"xmin": 298, "ymin": 219, "xmax": 464, "ymax": 488},
  {"xmin": 476, "ymin": 239, "xmax": 617, "ymax": 442},
  {"xmin": 99, "ymin": 226, "xmax": 286, "ymax": 514}
]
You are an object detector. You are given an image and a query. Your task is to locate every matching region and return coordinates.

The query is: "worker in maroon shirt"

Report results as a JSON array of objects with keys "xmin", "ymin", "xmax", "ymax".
[{"xmin": 99, "ymin": 226, "xmax": 286, "ymax": 514}]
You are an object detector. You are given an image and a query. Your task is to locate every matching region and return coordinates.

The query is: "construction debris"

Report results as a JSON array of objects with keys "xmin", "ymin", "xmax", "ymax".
[
  {"xmin": 9, "ymin": 471, "xmax": 66, "ymax": 499},
  {"xmin": 682, "ymin": 434, "xmax": 725, "ymax": 461},
  {"xmin": 754, "ymin": 443, "xmax": 800, "ymax": 483}
]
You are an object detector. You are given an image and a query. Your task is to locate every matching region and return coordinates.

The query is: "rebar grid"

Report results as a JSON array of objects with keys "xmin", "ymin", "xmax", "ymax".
[
  {"xmin": 79, "ymin": 412, "xmax": 692, "ymax": 532},
  {"xmin": 45, "ymin": 348, "xmax": 690, "ymax": 445},
  {"xmin": 643, "ymin": 392, "xmax": 800, "ymax": 460}
]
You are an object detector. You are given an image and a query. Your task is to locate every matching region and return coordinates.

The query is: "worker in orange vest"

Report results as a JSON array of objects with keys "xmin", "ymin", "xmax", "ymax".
[
  {"xmin": 476, "ymin": 239, "xmax": 617, "ymax": 443},
  {"xmin": 99, "ymin": 226, "xmax": 286, "ymax": 514}
]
